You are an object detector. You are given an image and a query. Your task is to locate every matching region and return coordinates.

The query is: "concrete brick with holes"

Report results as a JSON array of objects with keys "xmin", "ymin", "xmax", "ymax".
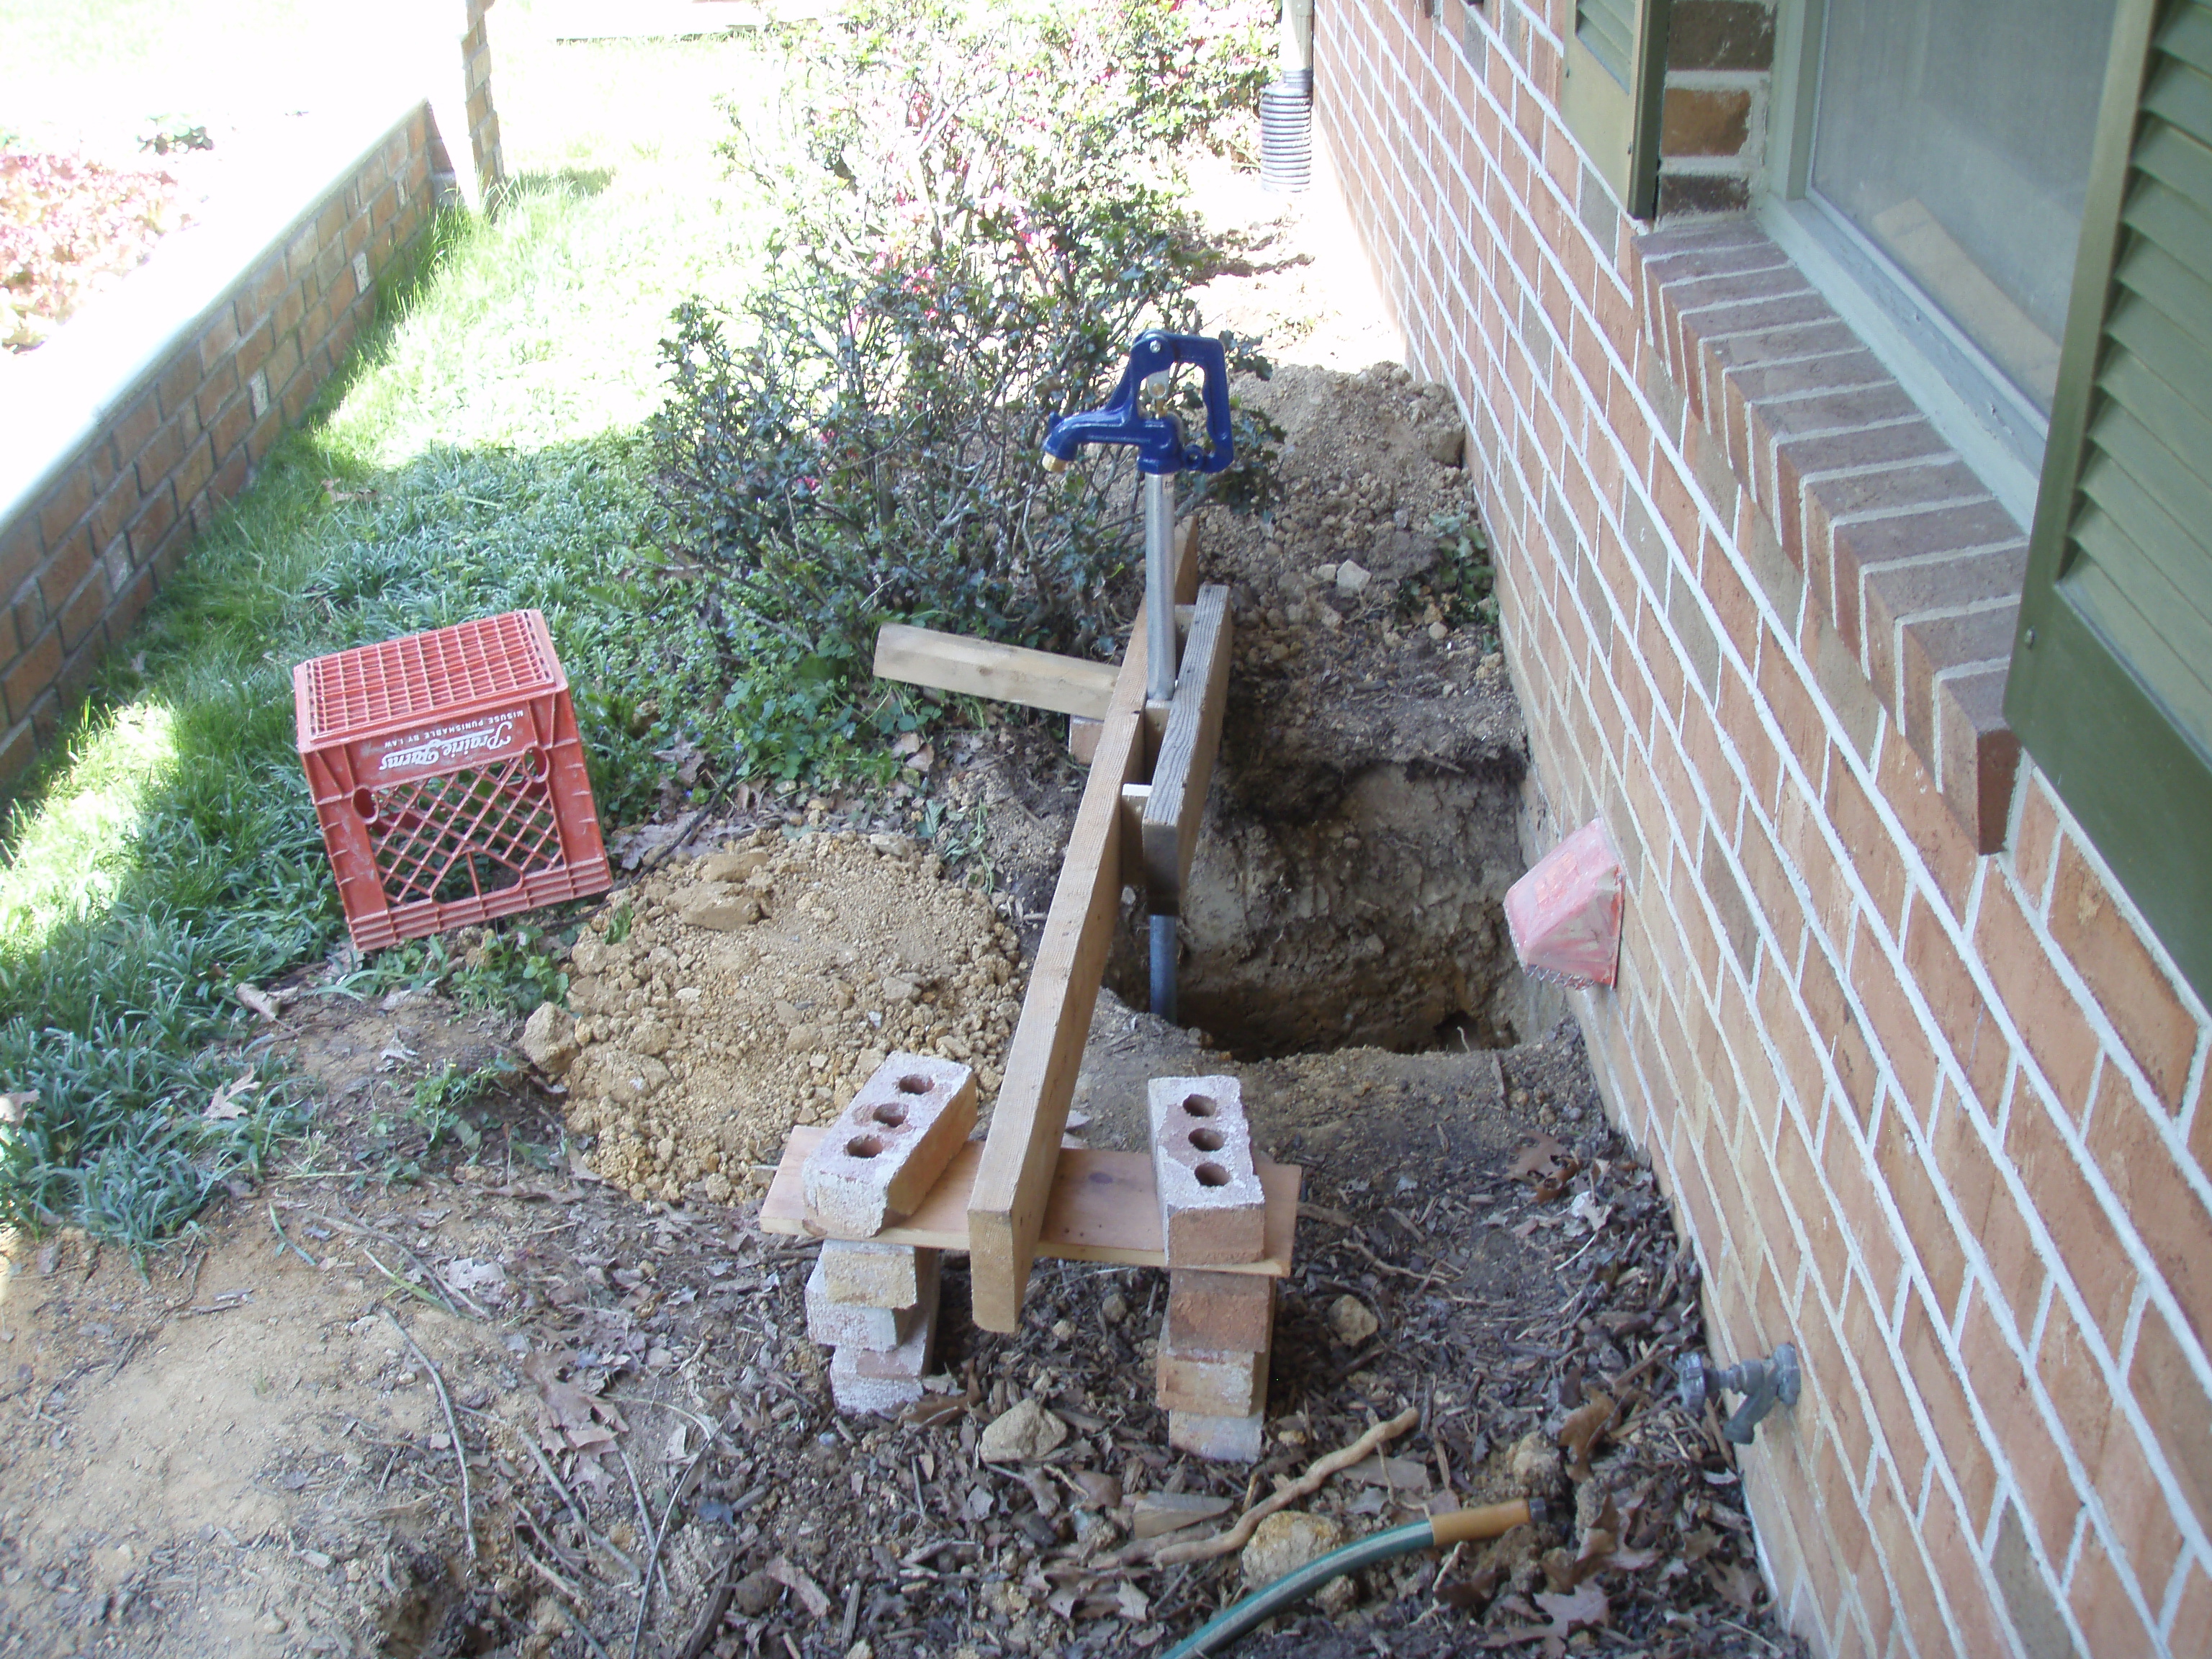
[{"xmin": 1316, "ymin": 0, "xmax": 2212, "ymax": 1653}]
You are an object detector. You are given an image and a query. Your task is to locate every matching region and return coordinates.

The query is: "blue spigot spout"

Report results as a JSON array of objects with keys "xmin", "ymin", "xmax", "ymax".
[{"xmin": 1042, "ymin": 332, "xmax": 1237, "ymax": 476}]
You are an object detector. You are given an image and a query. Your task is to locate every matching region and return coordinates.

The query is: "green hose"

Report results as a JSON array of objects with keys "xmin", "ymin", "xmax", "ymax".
[
  {"xmin": 1161, "ymin": 1521, "xmax": 1435, "ymax": 1658},
  {"xmin": 1159, "ymin": 1499, "xmax": 1537, "ymax": 1659}
]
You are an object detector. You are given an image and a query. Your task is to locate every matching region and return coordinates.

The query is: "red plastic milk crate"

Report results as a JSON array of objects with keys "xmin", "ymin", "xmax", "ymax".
[{"xmin": 294, "ymin": 611, "xmax": 613, "ymax": 952}]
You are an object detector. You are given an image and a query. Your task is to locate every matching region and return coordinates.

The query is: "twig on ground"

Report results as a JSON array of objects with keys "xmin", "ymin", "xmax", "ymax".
[
  {"xmin": 316, "ymin": 1208, "xmax": 486, "ymax": 1318},
  {"xmin": 552, "ymin": 1593, "xmax": 617, "ymax": 1659},
  {"xmin": 1344, "ymin": 1235, "xmax": 1446, "ymax": 1288},
  {"xmin": 677, "ymin": 1547, "xmax": 740, "ymax": 1659},
  {"xmin": 178, "ymin": 1292, "xmax": 253, "ymax": 1318},
  {"xmin": 1605, "ymin": 1338, "xmax": 1677, "ymax": 1397},
  {"xmin": 606, "ymin": 1392, "xmax": 719, "ymax": 1439},
  {"xmin": 514, "ymin": 1421, "xmax": 641, "ymax": 1581},
  {"xmin": 361, "ymin": 1248, "xmax": 452, "ymax": 1315},
  {"xmin": 382, "ymin": 1311, "xmax": 475, "ymax": 1560},
  {"xmin": 1111, "ymin": 1406, "xmax": 1423, "ymax": 1569},
  {"xmin": 516, "ymin": 1533, "xmax": 588, "ymax": 1604},
  {"xmin": 630, "ymin": 1436, "xmax": 721, "ymax": 1659},
  {"xmin": 616, "ymin": 1442, "xmax": 672, "ymax": 1603}
]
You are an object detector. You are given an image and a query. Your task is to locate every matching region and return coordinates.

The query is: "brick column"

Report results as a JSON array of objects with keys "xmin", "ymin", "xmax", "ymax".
[{"xmin": 429, "ymin": 0, "xmax": 504, "ymax": 210}]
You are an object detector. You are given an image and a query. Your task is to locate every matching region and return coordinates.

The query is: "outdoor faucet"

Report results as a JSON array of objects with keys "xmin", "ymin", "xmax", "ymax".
[
  {"xmin": 1677, "ymin": 1343, "xmax": 1801, "ymax": 1446},
  {"xmin": 1040, "ymin": 331, "xmax": 1236, "ymax": 479},
  {"xmin": 1040, "ymin": 332, "xmax": 1237, "ymax": 1024}
]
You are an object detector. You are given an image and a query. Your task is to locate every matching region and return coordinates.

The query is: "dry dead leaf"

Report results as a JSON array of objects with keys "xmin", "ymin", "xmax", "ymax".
[
  {"xmin": 1508, "ymin": 1131, "xmax": 1572, "ymax": 1182},
  {"xmin": 524, "ymin": 1352, "xmax": 627, "ymax": 1453},
  {"xmin": 1343, "ymin": 1452, "xmax": 1433, "ymax": 1491},
  {"xmin": 1478, "ymin": 1578, "xmax": 1609, "ymax": 1647},
  {"xmin": 1568, "ymin": 1190, "xmax": 1611, "ymax": 1233},
  {"xmin": 1708, "ymin": 1558, "xmax": 1758, "ymax": 1611},
  {"xmin": 1114, "ymin": 1581, "xmax": 1149, "ymax": 1621},
  {"xmin": 203, "ymin": 1074, "xmax": 258, "ymax": 1122},
  {"xmin": 1129, "ymin": 1491, "xmax": 1233, "ymax": 1539},
  {"xmin": 0, "ymin": 1091, "xmax": 36, "ymax": 1125},
  {"xmin": 767, "ymin": 1555, "xmax": 832, "ymax": 1618},
  {"xmin": 1557, "ymin": 1392, "xmax": 1614, "ymax": 1480},
  {"xmin": 1534, "ymin": 1580, "xmax": 1609, "ymax": 1633},
  {"xmin": 320, "ymin": 478, "xmax": 375, "ymax": 504},
  {"xmin": 901, "ymin": 1394, "xmax": 966, "ymax": 1428},
  {"xmin": 234, "ymin": 984, "xmax": 280, "ymax": 1021}
]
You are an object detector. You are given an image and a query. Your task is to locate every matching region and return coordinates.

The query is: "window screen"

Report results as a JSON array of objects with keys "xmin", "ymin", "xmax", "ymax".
[{"xmin": 1809, "ymin": 0, "xmax": 2120, "ymax": 410}]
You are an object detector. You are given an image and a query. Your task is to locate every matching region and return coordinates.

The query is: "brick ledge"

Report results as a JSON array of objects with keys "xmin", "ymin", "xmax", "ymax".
[{"xmin": 1627, "ymin": 219, "xmax": 2023, "ymax": 852}]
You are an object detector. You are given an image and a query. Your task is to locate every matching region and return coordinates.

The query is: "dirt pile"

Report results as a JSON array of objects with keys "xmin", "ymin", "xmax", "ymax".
[{"xmin": 557, "ymin": 829, "xmax": 1027, "ymax": 1202}]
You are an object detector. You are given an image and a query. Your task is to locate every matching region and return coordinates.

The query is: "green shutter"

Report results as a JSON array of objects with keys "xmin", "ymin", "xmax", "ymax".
[
  {"xmin": 1561, "ymin": 0, "xmax": 1671, "ymax": 218},
  {"xmin": 2008, "ymin": 0, "xmax": 2212, "ymax": 1004}
]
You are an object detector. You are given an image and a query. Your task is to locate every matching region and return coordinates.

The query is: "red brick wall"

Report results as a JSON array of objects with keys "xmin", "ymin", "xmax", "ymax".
[
  {"xmin": 0, "ymin": 105, "xmax": 441, "ymax": 791},
  {"xmin": 1317, "ymin": 1, "xmax": 2212, "ymax": 1652}
]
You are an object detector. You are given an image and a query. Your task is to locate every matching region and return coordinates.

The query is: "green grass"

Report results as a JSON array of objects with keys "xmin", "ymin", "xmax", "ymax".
[{"xmin": 0, "ymin": 21, "xmax": 809, "ymax": 1245}]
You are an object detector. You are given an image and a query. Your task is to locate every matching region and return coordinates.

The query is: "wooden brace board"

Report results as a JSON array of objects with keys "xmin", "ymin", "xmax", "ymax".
[
  {"xmin": 1138, "ymin": 583, "xmax": 1232, "ymax": 913},
  {"xmin": 873, "ymin": 624, "xmax": 1119, "ymax": 719},
  {"xmin": 759, "ymin": 1128, "xmax": 1301, "ymax": 1274},
  {"xmin": 963, "ymin": 518, "xmax": 1202, "ymax": 1331}
]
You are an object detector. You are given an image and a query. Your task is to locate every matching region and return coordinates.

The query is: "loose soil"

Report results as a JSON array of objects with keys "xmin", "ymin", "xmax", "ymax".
[
  {"xmin": 556, "ymin": 832, "xmax": 1025, "ymax": 1203},
  {"xmin": 0, "ymin": 153, "xmax": 1807, "ymax": 1659}
]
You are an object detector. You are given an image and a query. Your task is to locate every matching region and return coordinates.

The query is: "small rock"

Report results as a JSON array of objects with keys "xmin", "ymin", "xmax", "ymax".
[
  {"xmin": 1315, "ymin": 562, "xmax": 1339, "ymax": 583},
  {"xmin": 1100, "ymin": 1291, "xmax": 1128, "ymax": 1326},
  {"xmin": 1328, "ymin": 1295, "xmax": 1380, "ymax": 1346},
  {"xmin": 253, "ymin": 1611, "xmax": 288, "ymax": 1635},
  {"xmin": 518, "ymin": 1002, "xmax": 577, "ymax": 1076},
  {"xmin": 1241, "ymin": 1511, "xmax": 1348, "ymax": 1593},
  {"xmin": 678, "ymin": 889, "xmax": 763, "ymax": 931},
  {"xmin": 978, "ymin": 1398, "xmax": 1068, "ymax": 1463},
  {"xmin": 1426, "ymin": 424, "xmax": 1467, "ymax": 467},
  {"xmin": 1334, "ymin": 559, "xmax": 1372, "ymax": 596},
  {"xmin": 1509, "ymin": 1429, "xmax": 1565, "ymax": 1494},
  {"xmin": 699, "ymin": 848, "xmax": 771, "ymax": 883},
  {"xmin": 1427, "ymin": 621, "xmax": 1450, "ymax": 642},
  {"xmin": 881, "ymin": 976, "xmax": 918, "ymax": 1004},
  {"xmin": 730, "ymin": 1569, "xmax": 778, "ymax": 1617}
]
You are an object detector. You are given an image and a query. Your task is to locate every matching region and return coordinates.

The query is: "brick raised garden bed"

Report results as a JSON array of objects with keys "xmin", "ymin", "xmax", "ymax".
[{"xmin": 0, "ymin": 99, "xmax": 446, "ymax": 791}]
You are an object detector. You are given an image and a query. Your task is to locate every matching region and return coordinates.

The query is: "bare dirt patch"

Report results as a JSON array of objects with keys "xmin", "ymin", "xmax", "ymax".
[{"xmin": 554, "ymin": 830, "xmax": 1025, "ymax": 1202}]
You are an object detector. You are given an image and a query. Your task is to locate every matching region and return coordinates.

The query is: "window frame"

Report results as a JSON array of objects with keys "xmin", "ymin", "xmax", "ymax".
[{"xmin": 1756, "ymin": 0, "xmax": 2100, "ymax": 530}]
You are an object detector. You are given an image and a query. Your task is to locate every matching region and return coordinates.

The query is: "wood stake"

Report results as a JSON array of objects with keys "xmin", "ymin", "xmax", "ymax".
[{"xmin": 964, "ymin": 519, "xmax": 1198, "ymax": 1331}]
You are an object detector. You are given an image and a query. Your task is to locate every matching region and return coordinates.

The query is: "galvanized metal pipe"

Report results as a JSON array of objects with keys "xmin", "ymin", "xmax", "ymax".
[{"xmin": 1144, "ymin": 470, "xmax": 1176, "ymax": 704}]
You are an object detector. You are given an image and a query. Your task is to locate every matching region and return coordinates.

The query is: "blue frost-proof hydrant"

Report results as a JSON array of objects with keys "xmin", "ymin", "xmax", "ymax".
[{"xmin": 1041, "ymin": 332, "xmax": 1236, "ymax": 1022}]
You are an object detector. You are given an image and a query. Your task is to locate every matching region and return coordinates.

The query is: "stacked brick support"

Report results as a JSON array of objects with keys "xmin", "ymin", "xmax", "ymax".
[
  {"xmin": 0, "ymin": 105, "xmax": 444, "ymax": 793},
  {"xmin": 1316, "ymin": 1, "xmax": 2212, "ymax": 1654}
]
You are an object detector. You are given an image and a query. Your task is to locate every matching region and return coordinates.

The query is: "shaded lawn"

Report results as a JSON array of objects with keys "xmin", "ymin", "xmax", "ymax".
[{"xmin": 0, "ymin": 24, "xmax": 791, "ymax": 1244}]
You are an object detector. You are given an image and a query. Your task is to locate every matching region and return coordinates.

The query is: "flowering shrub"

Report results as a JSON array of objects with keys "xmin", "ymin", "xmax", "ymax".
[
  {"xmin": 1, "ymin": 151, "xmax": 186, "ymax": 350},
  {"xmin": 649, "ymin": 0, "xmax": 1280, "ymax": 752}
]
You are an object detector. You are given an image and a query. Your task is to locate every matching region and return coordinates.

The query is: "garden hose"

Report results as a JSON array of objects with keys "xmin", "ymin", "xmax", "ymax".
[{"xmin": 1161, "ymin": 1498, "xmax": 1537, "ymax": 1658}]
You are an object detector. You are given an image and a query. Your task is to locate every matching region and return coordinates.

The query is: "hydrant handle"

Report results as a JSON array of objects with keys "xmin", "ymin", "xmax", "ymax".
[{"xmin": 1042, "ymin": 331, "xmax": 1237, "ymax": 477}]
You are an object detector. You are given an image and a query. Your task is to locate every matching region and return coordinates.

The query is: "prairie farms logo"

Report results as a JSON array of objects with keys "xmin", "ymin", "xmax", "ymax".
[{"xmin": 374, "ymin": 711, "xmax": 529, "ymax": 774}]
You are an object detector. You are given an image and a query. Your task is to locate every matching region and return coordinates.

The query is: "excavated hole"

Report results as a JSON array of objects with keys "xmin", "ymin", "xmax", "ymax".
[{"xmin": 1110, "ymin": 751, "xmax": 1543, "ymax": 1058}]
